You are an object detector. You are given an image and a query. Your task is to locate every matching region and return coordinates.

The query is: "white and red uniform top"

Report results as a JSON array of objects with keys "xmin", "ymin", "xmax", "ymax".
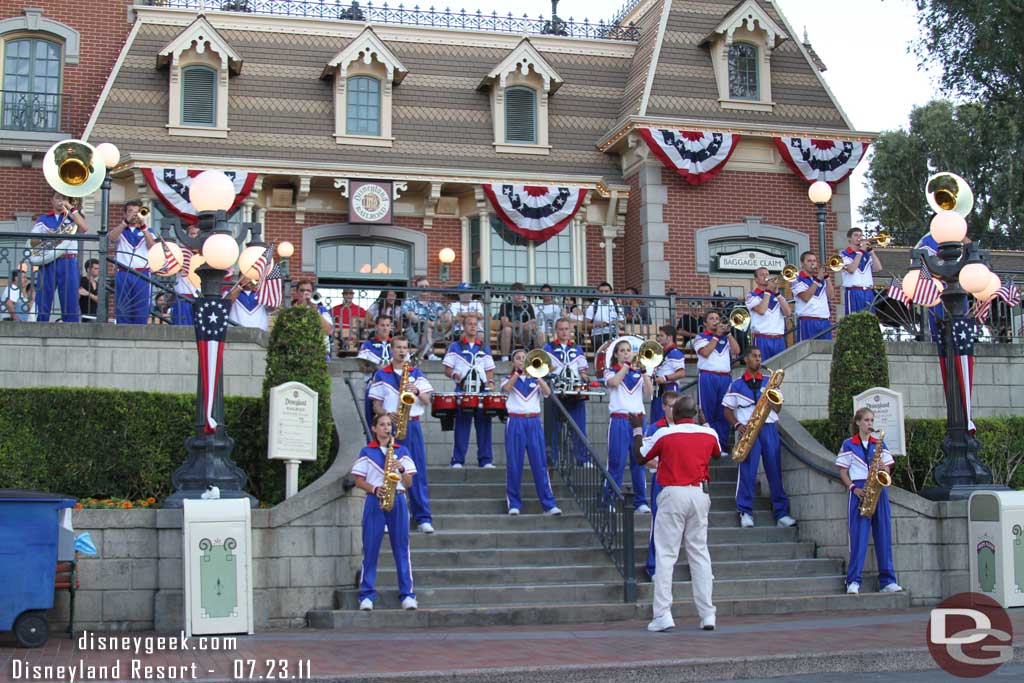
[
  {"xmin": 792, "ymin": 272, "xmax": 831, "ymax": 319},
  {"xmin": 745, "ymin": 289, "xmax": 785, "ymax": 335},
  {"xmin": 722, "ymin": 371, "xmax": 783, "ymax": 425},
  {"xmin": 836, "ymin": 435, "xmax": 894, "ymax": 481},
  {"xmin": 357, "ymin": 337, "xmax": 392, "ymax": 379},
  {"xmin": 351, "ymin": 440, "xmax": 416, "ymax": 492},
  {"xmin": 442, "ymin": 338, "xmax": 495, "ymax": 391},
  {"xmin": 503, "ymin": 372, "xmax": 543, "ymax": 415},
  {"xmin": 653, "ymin": 344, "xmax": 685, "ymax": 390},
  {"xmin": 544, "ymin": 341, "xmax": 588, "ymax": 377},
  {"xmin": 693, "ymin": 331, "xmax": 731, "ymax": 373},
  {"xmin": 840, "ymin": 247, "xmax": 874, "ymax": 288},
  {"xmin": 32, "ymin": 211, "xmax": 78, "ymax": 257},
  {"xmin": 639, "ymin": 419, "xmax": 721, "ymax": 487},
  {"xmin": 229, "ymin": 290, "xmax": 269, "ymax": 331},
  {"xmin": 604, "ymin": 364, "xmax": 646, "ymax": 415},
  {"xmin": 114, "ymin": 225, "xmax": 152, "ymax": 269},
  {"xmin": 368, "ymin": 365, "xmax": 433, "ymax": 417}
]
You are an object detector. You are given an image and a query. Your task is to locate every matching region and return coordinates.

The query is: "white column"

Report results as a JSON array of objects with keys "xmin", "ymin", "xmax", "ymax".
[{"xmin": 460, "ymin": 216, "xmax": 470, "ymax": 283}]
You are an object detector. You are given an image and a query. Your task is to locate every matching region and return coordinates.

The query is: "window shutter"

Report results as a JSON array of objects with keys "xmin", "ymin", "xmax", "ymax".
[
  {"xmin": 505, "ymin": 87, "xmax": 536, "ymax": 144},
  {"xmin": 182, "ymin": 67, "xmax": 216, "ymax": 126}
]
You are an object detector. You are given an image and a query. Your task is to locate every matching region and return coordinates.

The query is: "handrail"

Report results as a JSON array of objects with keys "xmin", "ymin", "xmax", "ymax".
[{"xmin": 343, "ymin": 374, "xmax": 372, "ymax": 443}]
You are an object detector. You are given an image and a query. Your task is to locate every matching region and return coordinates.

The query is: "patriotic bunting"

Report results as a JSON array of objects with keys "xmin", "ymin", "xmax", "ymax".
[
  {"xmin": 637, "ymin": 128, "xmax": 741, "ymax": 185},
  {"xmin": 153, "ymin": 239, "xmax": 179, "ymax": 276},
  {"xmin": 141, "ymin": 168, "xmax": 257, "ymax": 224},
  {"xmin": 482, "ymin": 184, "xmax": 588, "ymax": 242},
  {"xmin": 193, "ymin": 297, "xmax": 230, "ymax": 434},
  {"xmin": 936, "ymin": 316, "xmax": 977, "ymax": 434},
  {"xmin": 774, "ymin": 137, "xmax": 869, "ymax": 186}
]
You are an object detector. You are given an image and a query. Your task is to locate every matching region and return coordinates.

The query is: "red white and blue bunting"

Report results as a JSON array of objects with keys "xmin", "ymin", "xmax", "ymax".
[
  {"xmin": 638, "ymin": 128, "xmax": 740, "ymax": 185},
  {"xmin": 773, "ymin": 137, "xmax": 869, "ymax": 186},
  {"xmin": 141, "ymin": 168, "xmax": 258, "ymax": 224},
  {"xmin": 483, "ymin": 184, "xmax": 588, "ymax": 242}
]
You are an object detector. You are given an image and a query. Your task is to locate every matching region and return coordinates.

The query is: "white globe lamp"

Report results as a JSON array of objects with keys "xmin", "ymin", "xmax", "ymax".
[
  {"xmin": 202, "ymin": 233, "xmax": 240, "ymax": 271},
  {"xmin": 95, "ymin": 142, "xmax": 120, "ymax": 169},
  {"xmin": 277, "ymin": 241, "xmax": 294, "ymax": 259},
  {"xmin": 930, "ymin": 210, "xmax": 968, "ymax": 244},
  {"xmin": 237, "ymin": 245, "xmax": 266, "ymax": 280},
  {"xmin": 147, "ymin": 241, "xmax": 184, "ymax": 276},
  {"xmin": 190, "ymin": 171, "xmax": 235, "ymax": 212},
  {"xmin": 808, "ymin": 181, "xmax": 832, "ymax": 205},
  {"xmin": 958, "ymin": 262, "xmax": 991, "ymax": 294}
]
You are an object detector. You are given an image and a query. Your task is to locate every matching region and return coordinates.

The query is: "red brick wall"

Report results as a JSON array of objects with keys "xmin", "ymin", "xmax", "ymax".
[
  {"xmin": 621, "ymin": 174, "xmax": 642, "ymax": 291},
  {"xmin": 584, "ymin": 223, "xmax": 605, "ymax": 287}
]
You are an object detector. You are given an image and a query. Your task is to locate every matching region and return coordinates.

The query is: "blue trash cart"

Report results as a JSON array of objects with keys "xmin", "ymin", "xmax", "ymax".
[{"xmin": 0, "ymin": 489, "xmax": 76, "ymax": 647}]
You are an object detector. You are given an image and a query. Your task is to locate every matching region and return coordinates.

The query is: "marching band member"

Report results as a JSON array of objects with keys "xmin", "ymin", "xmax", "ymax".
[
  {"xmin": 746, "ymin": 268, "xmax": 791, "ymax": 361},
  {"xmin": 650, "ymin": 325, "xmax": 686, "ymax": 423},
  {"xmin": 351, "ymin": 413, "xmax": 418, "ymax": 611},
  {"xmin": 370, "ymin": 336, "xmax": 436, "ymax": 534},
  {"xmin": 915, "ymin": 231, "xmax": 945, "ymax": 344},
  {"xmin": 32, "ymin": 191, "xmax": 87, "ymax": 322},
  {"xmin": 357, "ymin": 315, "xmax": 393, "ymax": 434},
  {"xmin": 723, "ymin": 347, "xmax": 796, "ymax": 529},
  {"xmin": 604, "ymin": 338, "xmax": 651, "ymax": 513},
  {"xmin": 632, "ymin": 390, "xmax": 680, "ymax": 580},
  {"xmin": 170, "ymin": 224, "xmax": 200, "ymax": 326},
  {"xmin": 544, "ymin": 318, "xmax": 591, "ymax": 466},
  {"xmin": 840, "ymin": 228, "xmax": 882, "ymax": 315},
  {"xmin": 443, "ymin": 311, "xmax": 496, "ymax": 469},
  {"xmin": 792, "ymin": 251, "xmax": 834, "ymax": 342},
  {"xmin": 501, "ymin": 350, "xmax": 561, "ymax": 516},
  {"xmin": 108, "ymin": 199, "xmax": 156, "ymax": 325},
  {"xmin": 227, "ymin": 276, "xmax": 273, "ymax": 332},
  {"xmin": 693, "ymin": 310, "xmax": 739, "ymax": 456},
  {"xmin": 638, "ymin": 396, "xmax": 720, "ymax": 632},
  {"xmin": 837, "ymin": 408, "xmax": 902, "ymax": 595}
]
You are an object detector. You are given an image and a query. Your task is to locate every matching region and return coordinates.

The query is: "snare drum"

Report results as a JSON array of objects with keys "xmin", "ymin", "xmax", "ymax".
[
  {"xmin": 482, "ymin": 393, "xmax": 508, "ymax": 419},
  {"xmin": 431, "ymin": 393, "xmax": 458, "ymax": 418},
  {"xmin": 458, "ymin": 393, "xmax": 481, "ymax": 413},
  {"xmin": 573, "ymin": 384, "xmax": 590, "ymax": 401}
]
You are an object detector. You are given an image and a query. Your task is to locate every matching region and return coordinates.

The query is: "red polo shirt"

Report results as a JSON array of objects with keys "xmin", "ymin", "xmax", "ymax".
[{"xmin": 640, "ymin": 419, "xmax": 721, "ymax": 487}]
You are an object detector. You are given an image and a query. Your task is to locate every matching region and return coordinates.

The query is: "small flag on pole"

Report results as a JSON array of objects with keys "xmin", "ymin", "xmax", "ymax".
[
  {"xmin": 911, "ymin": 261, "xmax": 941, "ymax": 306},
  {"xmin": 153, "ymin": 239, "xmax": 179, "ymax": 276},
  {"xmin": 885, "ymin": 277, "xmax": 910, "ymax": 306},
  {"xmin": 257, "ymin": 260, "xmax": 283, "ymax": 308}
]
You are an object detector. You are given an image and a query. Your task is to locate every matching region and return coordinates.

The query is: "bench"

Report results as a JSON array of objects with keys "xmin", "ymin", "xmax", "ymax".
[{"xmin": 54, "ymin": 558, "xmax": 79, "ymax": 635}]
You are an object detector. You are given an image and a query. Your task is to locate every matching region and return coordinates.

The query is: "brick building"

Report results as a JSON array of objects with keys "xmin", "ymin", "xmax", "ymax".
[{"xmin": 2, "ymin": 0, "xmax": 875, "ymax": 301}]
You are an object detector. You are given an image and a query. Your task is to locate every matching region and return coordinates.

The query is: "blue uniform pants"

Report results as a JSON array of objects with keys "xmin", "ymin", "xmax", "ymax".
[
  {"xmin": 397, "ymin": 421, "xmax": 432, "ymax": 525},
  {"xmin": 452, "ymin": 408, "xmax": 493, "ymax": 466},
  {"xmin": 547, "ymin": 397, "xmax": 588, "ymax": 465},
  {"xmin": 504, "ymin": 416, "xmax": 557, "ymax": 512},
  {"xmin": 645, "ymin": 474, "xmax": 662, "ymax": 577},
  {"xmin": 605, "ymin": 415, "xmax": 648, "ymax": 509},
  {"xmin": 735, "ymin": 423, "xmax": 790, "ymax": 520},
  {"xmin": 698, "ymin": 372, "xmax": 731, "ymax": 453},
  {"xmin": 35, "ymin": 256, "xmax": 80, "ymax": 322},
  {"xmin": 753, "ymin": 334, "xmax": 786, "ymax": 361},
  {"xmin": 846, "ymin": 481, "xmax": 897, "ymax": 589},
  {"xmin": 844, "ymin": 288, "xmax": 874, "ymax": 315},
  {"xmin": 115, "ymin": 269, "xmax": 151, "ymax": 324},
  {"xmin": 797, "ymin": 317, "xmax": 831, "ymax": 342},
  {"xmin": 170, "ymin": 299, "xmax": 193, "ymax": 326},
  {"xmin": 359, "ymin": 492, "xmax": 414, "ymax": 602}
]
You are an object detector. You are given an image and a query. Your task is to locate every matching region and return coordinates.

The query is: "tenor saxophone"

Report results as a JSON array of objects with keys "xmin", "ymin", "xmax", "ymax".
[
  {"xmin": 731, "ymin": 369, "xmax": 784, "ymax": 462},
  {"xmin": 377, "ymin": 439, "xmax": 402, "ymax": 512},
  {"xmin": 859, "ymin": 430, "xmax": 892, "ymax": 518},
  {"xmin": 395, "ymin": 361, "xmax": 416, "ymax": 440}
]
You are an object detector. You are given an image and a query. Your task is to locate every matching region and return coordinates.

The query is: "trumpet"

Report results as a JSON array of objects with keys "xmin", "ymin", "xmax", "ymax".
[
  {"xmin": 636, "ymin": 340, "xmax": 664, "ymax": 372},
  {"xmin": 524, "ymin": 349, "xmax": 552, "ymax": 378},
  {"xmin": 862, "ymin": 232, "xmax": 891, "ymax": 249},
  {"xmin": 727, "ymin": 307, "xmax": 751, "ymax": 332},
  {"xmin": 310, "ymin": 291, "xmax": 324, "ymax": 305},
  {"xmin": 138, "ymin": 206, "xmax": 150, "ymax": 218},
  {"xmin": 827, "ymin": 255, "xmax": 845, "ymax": 272}
]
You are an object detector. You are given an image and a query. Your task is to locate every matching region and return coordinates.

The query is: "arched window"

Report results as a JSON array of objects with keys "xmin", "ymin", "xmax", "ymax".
[
  {"xmin": 181, "ymin": 65, "xmax": 216, "ymax": 126},
  {"xmin": 2, "ymin": 37, "xmax": 62, "ymax": 131},
  {"xmin": 504, "ymin": 86, "xmax": 536, "ymax": 144},
  {"xmin": 346, "ymin": 76, "xmax": 381, "ymax": 136},
  {"xmin": 728, "ymin": 42, "xmax": 759, "ymax": 100}
]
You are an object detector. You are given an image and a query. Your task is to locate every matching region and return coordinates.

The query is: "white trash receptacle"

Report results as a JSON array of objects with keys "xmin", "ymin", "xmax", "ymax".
[{"xmin": 968, "ymin": 491, "xmax": 1024, "ymax": 608}]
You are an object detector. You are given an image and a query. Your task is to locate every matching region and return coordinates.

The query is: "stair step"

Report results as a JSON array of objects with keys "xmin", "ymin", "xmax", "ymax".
[
  {"xmin": 430, "ymin": 495, "xmax": 769, "ymax": 515},
  {"xmin": 427, "ymin": 462, "xmax": 737, "ymax": 483},
  {"xmin": 411, "ymin": 526, "xmax": 798, "ymax": 550},
  {"xmin": 429, "ymin": 509, "xmax": 778, "ymax": 530},
  {"xmin": 308, "ymin": 591, "xmax": 910, "ymax": 630},
  {"xmin": 428, "ymin": 481, "xmax": 739, "ymax": 499}
]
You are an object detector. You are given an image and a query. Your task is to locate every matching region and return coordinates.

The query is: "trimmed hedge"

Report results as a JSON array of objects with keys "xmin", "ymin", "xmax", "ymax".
[
  {"xmin": 802, "ymin": 417, "xmax": 1024, "ymax": 493},
  {"xmin": 826, "ymin": 312, "xmax": 889, "ymax": 447}
]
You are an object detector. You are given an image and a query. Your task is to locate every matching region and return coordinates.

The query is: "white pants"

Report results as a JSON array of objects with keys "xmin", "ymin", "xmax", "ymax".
[{"xmin": 653, "ymin": 485, "xmax": 716, "ymax": 620}]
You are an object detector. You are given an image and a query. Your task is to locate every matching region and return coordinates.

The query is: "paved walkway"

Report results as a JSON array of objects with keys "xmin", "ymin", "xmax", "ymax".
[{"xmin": 2, "ymin": 609, "xmax": 1023, "ymax": 682}]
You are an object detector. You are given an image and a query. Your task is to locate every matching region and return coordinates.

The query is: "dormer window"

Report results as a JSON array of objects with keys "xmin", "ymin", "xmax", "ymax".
[
  {"xmin": 346, "ymin": 76, "xmax": 381, "ymax": 136},
  {"xmin": 728, "ymin": 43, "xmax": 759, "ymax": 100},
  {"xmin": 703, "ymin": 0, "xmax": 785, "ymax": 113},
  {"xmin": 181, "ymin": 65, "xmax": 216, "ymax": 126},
  {"xmin": 504, "ymin": 86, "xmax": 536, "ymax": 144}
]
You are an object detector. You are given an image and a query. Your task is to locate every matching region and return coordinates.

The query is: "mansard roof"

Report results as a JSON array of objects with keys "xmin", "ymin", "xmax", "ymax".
[{"xmin": 156, "ymin": 15, "xmax": 242, "ymax": 74}]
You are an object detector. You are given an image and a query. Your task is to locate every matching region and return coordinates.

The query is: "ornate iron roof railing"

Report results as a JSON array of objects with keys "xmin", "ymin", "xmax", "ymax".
[{"xmin": 145, "ymin": 1, "xmax": 640, "ymax": 41}]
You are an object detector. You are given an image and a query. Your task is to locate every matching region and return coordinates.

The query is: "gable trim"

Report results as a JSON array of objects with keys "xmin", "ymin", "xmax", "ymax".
[
  {"xmin": 323, "ymin": 26, "xmax": 408, "ymax": 83},
  {"xmin": 638, "ymin": 0, "xmax": 671, "ymax": 117},
  {"xmin": 704, "ymin": 0, "xmax": 788, "ymax": 47},
  {"xmin": 480, "ymin": 38, "xmax": 564, "ymax": 94},
  {"xmin": 157, "ymin": 15, "xmax": 242, "ymax": 74}
]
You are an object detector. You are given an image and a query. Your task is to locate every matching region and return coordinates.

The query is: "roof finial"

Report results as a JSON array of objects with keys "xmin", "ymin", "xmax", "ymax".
[{"xmin": 803, "ymin": 25, "xmax": 809, "ymax": 44}]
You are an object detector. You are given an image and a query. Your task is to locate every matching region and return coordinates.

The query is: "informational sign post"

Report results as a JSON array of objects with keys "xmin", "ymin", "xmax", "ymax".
[
  {"xmin": 268, "ymin": 381, "xmax": 319, "ymax": 498},
  {"xmin": 853, "ymin": 387, "xmax": 906, "ymax": 456}
]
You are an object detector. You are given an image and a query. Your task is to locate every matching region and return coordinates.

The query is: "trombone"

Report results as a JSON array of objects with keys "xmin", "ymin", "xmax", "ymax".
[
  {"xmin": 826, "ymin": 255, "xmax": 845, "ymax": 272},
  {"xmin": 726, "ymin": 307, "xmax": 751, "ymax": 332},
  {"xmin": 862, "ymin": 232, "xmax": 891, "ymax": 248}
]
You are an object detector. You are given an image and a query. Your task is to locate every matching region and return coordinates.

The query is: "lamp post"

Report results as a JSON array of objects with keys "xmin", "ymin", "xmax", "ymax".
[
  {"xmin": 808, "ymin": 180, "xmax": 832, "ymax": 263},
  {"xmin": 92, "ymin": 143, "xmax": 120, "ymax": 324},
  {"xmin": 438, "ymin": 247, "xmax": 456, "ymax": 282},
  {"xmin": 163, "ymin": 171, "xmax": 269, "ymax": 508}
]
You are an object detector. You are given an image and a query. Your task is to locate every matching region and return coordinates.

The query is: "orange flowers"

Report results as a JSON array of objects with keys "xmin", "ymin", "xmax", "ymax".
[{"xmin": 76, "ymin": 497, "xmax": 160, "ymax": 510}]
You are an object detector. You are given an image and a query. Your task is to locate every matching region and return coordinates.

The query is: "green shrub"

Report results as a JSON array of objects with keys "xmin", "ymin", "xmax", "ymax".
[
  {"xmin": 801, "ymin": 416, "xmax": 1024, "ymax": 493},
  {"xmin": 826, "ymin": 312, "xmax": 889, "ymax": 446}
]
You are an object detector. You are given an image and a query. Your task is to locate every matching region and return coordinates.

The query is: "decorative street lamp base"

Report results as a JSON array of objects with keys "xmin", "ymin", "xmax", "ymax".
[
  {"xmin": 920, "ymin": 484, "xmax": 1011, "ymax": 502},
  {"xmin": 163, "ymin": 431, "xmax": 258, "ymax": 509}
]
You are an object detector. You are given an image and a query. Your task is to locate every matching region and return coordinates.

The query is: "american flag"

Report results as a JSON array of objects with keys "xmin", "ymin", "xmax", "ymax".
[
  {"xmin": 153, "ymin": 239, "xmax": 180, "ymax": 276},
  {"xmin": 975, "ymin": 279, "xmax": 1019, "ymax": 323},
  {"xmin": 936, "ymin": 316, "xmax": 976, "ymax": 433},
  {"xmin": 193, "ymin": 297, "xmax": 230, "ymax": 434},
  {"xmin": 256, "ymin": 260, "xmax": 283, "ymax": 308},
  {"xmin": 912, "ymin": 260, "xmax": 942, "ymax": 306},
  {"xmin": 885, "ymin": 276, "xmax": 910, "ymax": 305}
]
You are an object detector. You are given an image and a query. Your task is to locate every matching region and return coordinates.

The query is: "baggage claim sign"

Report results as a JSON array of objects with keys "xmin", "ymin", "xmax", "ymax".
[{"xmin": 716, "ymin": 249, "xmax": 787, "ymax": 273}]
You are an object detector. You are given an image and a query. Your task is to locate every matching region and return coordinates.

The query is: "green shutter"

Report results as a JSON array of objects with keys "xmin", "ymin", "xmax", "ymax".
[
  {"xmin": 182, "ymin": 67, "xmax": 216, "ymax": 126},
  {"xmin": 505, "ymin": 87, "xmax": 536, "ymax": 144}
]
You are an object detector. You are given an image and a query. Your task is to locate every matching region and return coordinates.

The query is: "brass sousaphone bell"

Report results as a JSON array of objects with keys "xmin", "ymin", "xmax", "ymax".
[
  {"xmin": 43, "ymin": 139, "xmax": 107, "ymax": 198},
  {"xmin": 524, "ymin": 349, "xmax": 553, "ymax": 378},
  {"xmin": 926, "ymin": 172, "xmax": 974, "ymax": 217}
]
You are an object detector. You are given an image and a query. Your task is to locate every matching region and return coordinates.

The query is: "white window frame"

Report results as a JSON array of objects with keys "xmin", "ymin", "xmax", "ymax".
[
  {"xmin": 481, "ymin": 38, "xmax": 562, "ymax": 156},
  {"xmin": 474, "ymin": 214, "xmax": 580, "ymax": 286},
  {"xmin": 704, "ymin": 0, "xmax": 784, "ymax": 113}
]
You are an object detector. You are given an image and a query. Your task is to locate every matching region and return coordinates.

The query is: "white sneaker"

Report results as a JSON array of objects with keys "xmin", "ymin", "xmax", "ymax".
[
  {"xmin": 739, "ymin": 513, "xmax": 754, "ymax": 528},
  {"xmin": 508, "ymin": 508, "xmax": 520, "ymax": 516},
  {"xmin": 776, "ymin": 515, "xmax": 797, "ymax": 528},
  {"xmin": 847, "ymin": 582, "xmax": 860, "ymax": 595},
  {"xmin": 582, "ymin": 462, "xmax": 595, "ymax": 469},
  {"xmin": 482, "ymin": 463, "xmax": 496, "ymax": 469},
  {"xmin": 451, "ymin": 463, "xmax": 463, "ymax": 469},
  {"xmin": 383, "ymin": 525, "xmax": 389, "ymax": 534},
  {"xmin": 401, "ymin": 596, "xmax": 418, "ymax": 610},
  {"xmin": 501, "ymin": 356, "xmax": 510, "ymax": 362},
  {"xmin": 427, "ymin": 354, "xmax": 441, "ymax": 361},
  {"xmin": 359, "ymin": 598, "xmax": 373, "ymax": 611},
  {"xmin": 636, "ymin": 504, "xmax": 652, "ymax": 514},
  {"xmin": 418, "ymin": 522, "xmax": 435, "ymax": 534},
  {"xmin": 545, "ymin": 507, "xmax": 562, "ymax": 516},
  {"xmin": 880, "ymin": 582, "xmax": 903, "ymax": 593},
  {"xmin": 647, "ymin": 612, "xmax": 675, "ymax": 632},
  {"xmin": 700, "ymin": 614, "xmax": 716, "ymax": 631}
]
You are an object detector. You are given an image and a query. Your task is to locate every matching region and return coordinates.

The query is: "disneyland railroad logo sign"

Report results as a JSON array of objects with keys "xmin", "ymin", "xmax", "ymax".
[
  {"xmin": 715, "ymin": 249, "xmax": 786, "ymax": 273},
  {"xmin": 336, "ymin": 179, "xmax": 395, "ymax": 224},
  {"xmin": 927, "ymin": 592, "xmax": 1013, "ymax": 677}
]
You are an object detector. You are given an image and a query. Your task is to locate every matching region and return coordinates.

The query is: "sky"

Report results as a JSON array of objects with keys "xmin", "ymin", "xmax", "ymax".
[{"xmin": 468, "ymin": 0, "xmax": 940, "ymax": 222}]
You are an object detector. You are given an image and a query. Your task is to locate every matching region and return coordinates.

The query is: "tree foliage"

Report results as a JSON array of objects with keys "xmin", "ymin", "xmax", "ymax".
[{"xmin": 826, "ymin": 312, "xmax": 890, "ymax": 447}]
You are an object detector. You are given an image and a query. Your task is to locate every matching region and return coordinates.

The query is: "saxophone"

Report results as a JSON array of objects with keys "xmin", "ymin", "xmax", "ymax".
[
  {"xmin": 731, "ymin": 369, "xmax": 784, "ymax": 463},
  {"xmin": 394, "ymin": 360, "xmax": 416, "ymax": 441},
  {"xmin": 859, "ymin": 430, "xmax": 892, "ymax": 518},
  {"xmin": 377, "ymin": 438, "xmax": 402, "ymax": 511}
]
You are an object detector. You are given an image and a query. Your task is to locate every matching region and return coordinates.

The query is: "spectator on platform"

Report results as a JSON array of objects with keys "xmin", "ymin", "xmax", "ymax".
[
  {"xmin": 676, "ymin": 300, "xmax": 704, "ymax": 349},
  {"xmin": 585, "ymin": 281, "xmax": 621, "ymax": 352},
  {"xmin": 402, "ymin": 276, "xmax": 443, "ymax": 360},
  {"xmin": 2, "ymin": 271, "xmax": 36, "ymax": 322},
  {"xmin": 622, "ymin": 286, "xmax": 651, "ymax": 328},
  {"xmin": 79, "ymin": 258, "xmax": 100, "ymax": 322},
  {"xmin": 498, "ymin": 282, "xmax": 536, "ymax": 361},
  {"xmin": 295, "ymin": 279, "xmax": 333, "ymax": 357},
  {"xmin": 535, "ymin": 284, "xmax": 562, "ymax": 346},
  {"xmin": 149, "ymin": 292, "xmax": 171, "ymax": 325},
  {"xmin": 331, "ymin": 288, "xmax": 366, "ymax": 351},
  {"xmin": 367, "ymin": 289, "xmax": 402, "ymax": 335},
  {"xmin": 449, "ymin": 283, "xmax": 484, "ymax": 340}
]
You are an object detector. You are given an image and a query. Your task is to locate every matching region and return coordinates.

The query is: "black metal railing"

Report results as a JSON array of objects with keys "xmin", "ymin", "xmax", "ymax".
[
  {"xmin": 0, "ymin": 90, "xmax": 71, "ymax": 133},
  {"xmin": 344, "ymin": 374, "xmax": 372, "ymax": 441},
  {"xmin": 548, "ymin": 393, "xmax": 636, "ymax": 602},
  {"xmin": 146, "ymin": 1, "xmax": 641, "ymax": 40}
]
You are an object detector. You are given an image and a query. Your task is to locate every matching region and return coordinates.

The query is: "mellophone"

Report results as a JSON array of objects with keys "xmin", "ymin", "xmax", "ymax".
[{"xmin": 431, "ymin": 392, "xmax": 507, "ymax": 431}]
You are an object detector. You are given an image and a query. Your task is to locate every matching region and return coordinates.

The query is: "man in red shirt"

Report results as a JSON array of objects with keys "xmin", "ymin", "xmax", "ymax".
[
  {"xmin": 332, "ymin": 288, "xmax": 367, "ymax": 351},
  {"xmin": 637, "ymin": 395, "xmax": 720, "ymax": 633}
]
